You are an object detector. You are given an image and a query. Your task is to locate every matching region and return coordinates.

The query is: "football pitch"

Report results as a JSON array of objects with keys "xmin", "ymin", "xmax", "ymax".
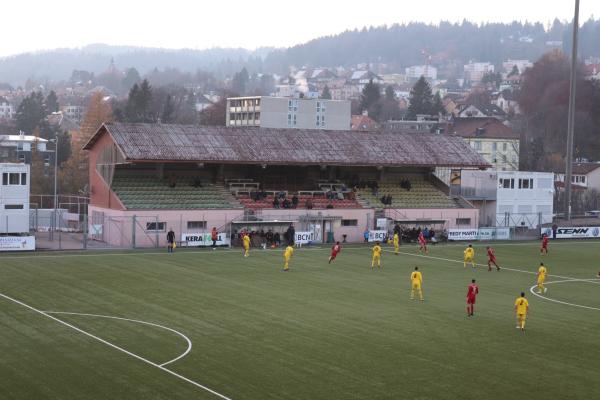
[{"xmin": 1, "ymin": 241, "xmax": 599, "ymax": 400}]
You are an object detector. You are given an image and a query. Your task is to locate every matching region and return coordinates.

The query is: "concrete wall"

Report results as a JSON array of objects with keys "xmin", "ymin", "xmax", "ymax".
[
  {"xmin": 0, "ymin": 163, "xmax": 30, "ymax": 233},
  {"xmin": 385, "ymin": 208, "xmax": 480, "ymax": 229}
]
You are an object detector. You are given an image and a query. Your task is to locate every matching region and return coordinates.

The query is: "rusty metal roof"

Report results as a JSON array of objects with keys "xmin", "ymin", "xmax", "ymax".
[{"xmin": 84, "ymin": 122, "xmax": 490, "ymax": 168}]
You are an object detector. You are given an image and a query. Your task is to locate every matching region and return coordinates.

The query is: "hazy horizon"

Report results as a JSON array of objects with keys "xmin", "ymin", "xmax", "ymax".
[{"xmin": 2, "ymin": 0, "xmax": 597, "ymax": 58}]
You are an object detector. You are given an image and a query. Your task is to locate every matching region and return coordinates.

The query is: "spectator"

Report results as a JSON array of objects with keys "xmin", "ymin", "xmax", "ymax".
[
  {"xmin": 430, "ymin": 229, "xmax": 436, "ymax": 243},
  {"xmin": 363, "ymin": 229, "xmax": 369, "ymax": 243},
  {"xmin": 193, "ymin": 177, "xmax": 203, "ymax": 188},
  {"xmin": 393, "ymin": 224, "xmax": 401, "ymax": 236},
  {"xmin": 326, "ymin": 203, "xmax": 334, "ymax": 209},
  {"xmin": 273, "ymin": 232, "xmax": 281, "ymax": 246},
  {"xmin": 306, "ymin": 198, "xmax": 313, "ymax": 209},
  {"xmin": 292, "ymin": 194, "xmax": 299, "ymax": 208},
  {"xmin": 168, "ymin": 174, "xmax": 177, "ymax": 188},
  {"xmin": 337, "ymin": 191, "xmax": 344, "ymax": 200},
  {"xmin": 266, "ymin": 229, "xmax": 274, "ymax": 246},
  {"xmin": 272, "ymin": 197, "xmax": 280, "ymax": 208},
  {"xmin": 211, "ymin": 227, "xmax": 218, "ymax": 250},
  {"xmin": 167, "ymin": 228, "xmax": 175, "ymax": 253},
  {"xmin": 282, "ymin": 198, "xmax": 291, "ymax": 209},
  {"xmin": 286, "ymin": 225, "xmax": 295, "ymax": 246},
  {"xmin": 423, "ymin": 227, "xmax": 430, "ymax": 239}
]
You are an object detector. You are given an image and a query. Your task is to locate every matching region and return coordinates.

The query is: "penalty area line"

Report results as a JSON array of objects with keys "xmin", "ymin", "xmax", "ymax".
[
  {"xmin": 529, "ymin": 279, "xmax": 600, "ymax": 311},
  {"xmin": 0, "ymin": 292, "xmax": 233, "ymax": 400}
]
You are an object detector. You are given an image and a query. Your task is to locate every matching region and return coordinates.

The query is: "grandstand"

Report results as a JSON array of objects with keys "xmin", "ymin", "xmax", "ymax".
[{"xmin": 83, "ymin": 123, "xmax": 489, "ymax": 247}]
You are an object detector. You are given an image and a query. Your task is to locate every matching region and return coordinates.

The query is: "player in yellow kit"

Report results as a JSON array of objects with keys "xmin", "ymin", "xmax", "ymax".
[
  {"xmin": 282, "ymin": 245, "xmax": 294, "ymax": 271},
  {"xmin": 393, "ymin": 232, "xmax": 400, "ymax": 255},
  {"xmin": 463, "ymin": 244, "xmax": 475, "ymax": 268},
  {"xmin": 242, "ymin": 234, "xmax": 251, "ymax": 257},
  {"xmin": 410, "ymin": 266, "xmax": 424, "ymax": 300},
  {"xmin": 371, "ymin": 241, "xmax": 382, "ymax": 269},
  {"xmin": 536, "ymin": 262, "xmax": 547, "ymax": 293},
  {"xmin": 514, "ymin": 292, "xmax": 529, "ymax": 331}
]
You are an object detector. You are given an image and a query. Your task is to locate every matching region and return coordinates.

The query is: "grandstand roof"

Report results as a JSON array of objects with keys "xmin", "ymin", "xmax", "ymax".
[{"xmin": 84, "ymin": 122, "xmax": 490, "ymax": 169}]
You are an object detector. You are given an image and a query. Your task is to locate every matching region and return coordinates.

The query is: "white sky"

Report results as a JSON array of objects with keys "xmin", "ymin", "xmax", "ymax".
[{"xmin": 2, "ymin": 0, "xmax": 597, "ymax": 57}]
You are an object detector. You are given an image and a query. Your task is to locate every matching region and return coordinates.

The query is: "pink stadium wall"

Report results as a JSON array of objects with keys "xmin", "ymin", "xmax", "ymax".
[{"xmin": 385, "ymin": 208, "xmax": 479, "ymax": 229}]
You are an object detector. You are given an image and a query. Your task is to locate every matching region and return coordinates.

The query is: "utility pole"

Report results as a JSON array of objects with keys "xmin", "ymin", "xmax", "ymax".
[{"xmin": 565, "ymin": 0, "xmax": 580, "ymax": 220}]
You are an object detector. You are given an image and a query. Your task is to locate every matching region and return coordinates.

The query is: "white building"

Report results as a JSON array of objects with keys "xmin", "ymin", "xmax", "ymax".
[
  {"xmin": 460, "ymin": 170, "xmax": 554, "ymax": 228},
  {"xmin": 502, "ymin": 59, "xmax": 533, "ymax": 74},
  {"xmin": 60, "ymin": 105, "xmax": 85, "ymax": 123},
  {"xmin": 226, "ymin": 96, "xmax": 351, "ymax": 131},
  {"xmin": 405, "ymin": 65, "xmax": 438, "ymax": 80},
  {"xmin": 0, "ymin": 163, "xmax": 31, "ymax": 233},
  {"xmin": 464, "ymin": 62, "xmax": 495, "ymax": 83},
  {"xmin": 0, "ymin": 96, "xmax": 15, "ymax": 120},
  {"xmin": 0, "ymin": 133, "xmax": 52, "ymax": 165}
]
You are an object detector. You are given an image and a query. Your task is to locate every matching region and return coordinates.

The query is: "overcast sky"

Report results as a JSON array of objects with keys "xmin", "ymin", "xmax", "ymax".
[{"xmin": 2, "ymin": 0, "xmax": 596, "ymax": 57}]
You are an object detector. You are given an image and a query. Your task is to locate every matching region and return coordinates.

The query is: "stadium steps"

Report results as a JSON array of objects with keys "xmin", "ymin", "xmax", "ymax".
[
  {"xmin": 110, "ymin": 172, "xmax": 243, "ymax": 210},
  {"xmin": 357, "ymin": 179, "xmax": 460, "ymax": 209}
]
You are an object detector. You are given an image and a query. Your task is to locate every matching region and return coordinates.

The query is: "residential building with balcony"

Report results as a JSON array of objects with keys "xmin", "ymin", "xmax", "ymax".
[{"xmin": 226, "ymin": 96, "xmax": 351, "ymax": 131}]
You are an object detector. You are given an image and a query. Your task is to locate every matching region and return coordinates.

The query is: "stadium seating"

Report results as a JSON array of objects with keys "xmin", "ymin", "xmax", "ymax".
[
  {"xmin": 358, "ymin": 178, "xmax": 459, "ymax": 209},
  {"xmin": 111, "ymin": 171, "xmax": 242, "ymax": 210},
  {"xmin": 229, "ymin": 179, "xmax": 362, "ymax": 209}
]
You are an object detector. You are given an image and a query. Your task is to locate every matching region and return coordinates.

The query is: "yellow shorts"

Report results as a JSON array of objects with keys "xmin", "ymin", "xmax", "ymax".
[
  {"xmin": 244, "ymin": 245, "xmax": 249, "ymax": 250},
  {"xmin": 372, "ymin": 255, "xmax": 381, "ymax": 260},
  {"xmin": 412, "ymin": 282, "xmax": 421, "ymax": 289},
  {"xmin": 517, "ymin": 313, "xmax": 527, "ymax": 320},
  {"xmin": 538, "ymin": 276, "xmax": 545, "ymax": 284},
  {"xmin": 464, "ymin": 257, "xmax": 473, "ymax": 262}
]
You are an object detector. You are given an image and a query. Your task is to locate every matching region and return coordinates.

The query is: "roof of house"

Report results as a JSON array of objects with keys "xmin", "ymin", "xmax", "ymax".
[
  {"xmin": 448, "ymin": 117, "xmax": 519, "ymax": 139},
  {"xmin": 350, "ymin": 70, "xmax": 381, "ymax": 81},
  {"xmin": 460, "ymin": 103, "xmax": 507, "ymax": 117},
  {"xmin": 84, "ymin": 122, "xmax": 490, "ymax": 169},
  {"xmin": 351, "ymin": 115, "xmax": 379, "ymax": 131},
  {"xmin": 572, "ymin": 162, "xmax": 600, "ymax": 175},
  {"xmin": 0, "ymin": 134, "xmax": 48, "ymax": 143}
]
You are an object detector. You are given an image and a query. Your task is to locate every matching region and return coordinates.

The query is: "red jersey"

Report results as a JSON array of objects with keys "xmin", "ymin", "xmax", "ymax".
[
  {"xmin": 331, "ymin": 244, "xmax": 341, "ymax": 254},
  {"xmin": 418, "ymin": 233, "xmax": 426, "ymax": 245},
  {"xmin": 487, "ymin": 248, "xmax": 496, "ymax": 260},
  {"xmin": 467, "ymin": 284, "xmax": 479, "ymax": 303},
  {"xmin": 542, "ymin": 236, "xmax": 549, "ymax": 247}
]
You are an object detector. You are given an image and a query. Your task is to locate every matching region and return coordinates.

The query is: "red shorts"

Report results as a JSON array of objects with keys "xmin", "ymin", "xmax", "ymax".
[
  {"xmin": 542, "ymin": 244, "xmax": 548, "ymax": 249},
  {"xmin": 488, "ymin": 257, "xmax": 496, "ymax": 263},
  {"xmin": 467, "ymin": 296, "xmax": 476, "ymax": 304},
  {"xmin": 419, "ymin": 241, "xmax": 426, "ymax": 247},
  {"xmin": 330, "ymin": 251, "xmax": 339, "ymax": 259}
]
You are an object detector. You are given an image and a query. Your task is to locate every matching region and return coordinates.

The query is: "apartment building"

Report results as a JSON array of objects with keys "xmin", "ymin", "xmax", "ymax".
[{"xmin": 226, "ymin": 96, "xmax": 351, "ymax": 131}]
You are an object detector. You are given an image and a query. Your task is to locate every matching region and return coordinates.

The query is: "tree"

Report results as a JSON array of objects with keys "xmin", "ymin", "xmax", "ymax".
[
  {"xmin": 161, "ymin": 95, "xmax": 175, "ymax": 123},
  {"xmin": 121, "ymin": 68, "xmax": 141, "ymax": 92},
  {"xmin": 359, "ymin": 79, "xmax": 381, "ymax": 120},
  {"xmin": 45, "ymin": 90, "xmax": 59, "ymax": 113},
  {"xmin": 407, "ymin": 76, "xmax": 434, "ymax": 119},
  {"xmin": 231, "ymin": 68, "xmax": 249, "ymax": 95},
  {"xmin": 432, "ymin": 92, "xmax": 446, "ymax": 116},
  {"xmin": 124, "ymin": 79, "xmax": 153, "ymax": 122},
  {"xmin": 384, "ymin": 85, "xmax": 395, "ymax": 101},
  {"xmin": 321, "ymin": 85, "xmax": 332, "ymax": 99},
  {"xmin": 59, "ymin": 92, "xmax": 113, "ymax": 195},
  {"xmin": 508, "ymin": 65, "xmax": 520, "ymax": 77},
  {"xmin": 29, "ymin": 128, "xmax": 53, "ymax": 195},
  {"xmin": 199, "ymin": 95, "xmax": 227, "ymax": 126},
  {"xmin": 16, "ymin": 92, "xmax": 46, "ymax": 133},
  {"xmin": 481, "ymin": 72, "xmax": 502, "ymax": 88}
]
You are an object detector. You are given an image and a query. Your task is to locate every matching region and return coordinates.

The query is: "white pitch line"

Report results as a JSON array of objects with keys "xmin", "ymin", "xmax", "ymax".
[
  {"xmin": 42, "ymin": 311, "xmax": 192, "ymax": 367},
  {"xmin": 2, "ymin": 238, "xmax": 600, "ymax": 260},
  {"xmin": 529, "ymin": 279, "xmax": 600, "ymax": 311},
  {"xmin": 0, "ymin": 293, "xmax": 232, "ymax": 400},
  {"xmin": 381, "ymin": 248, "xmax": 579, "ymax": 280}
]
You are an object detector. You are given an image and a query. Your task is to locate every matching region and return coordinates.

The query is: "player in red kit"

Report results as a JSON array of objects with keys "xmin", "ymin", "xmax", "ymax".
[
  {"xmin": 541, "ymin": 234, "xmax": 549, "ymax": 255},
  {"xmin": 486, "ymin": 246, "xmax": 500, "ymax": 271},
  {"xmin": 418, "ymin": 231, "xmax": 428, "ymax": 254},
  {"xmin": 329, "ymin": 241, "xmax": 341, "ymax": 264},
  {"xmin": 466, "ymin": 279, "xmax": 479, "ymax": 317}
]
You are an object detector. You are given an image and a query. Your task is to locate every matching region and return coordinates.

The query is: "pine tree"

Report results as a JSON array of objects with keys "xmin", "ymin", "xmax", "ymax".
[
  {"xmin": 432, "ymin": 92, "xmax": 446, "ymax": 116},
  {"xmin": 161, "ymin": 95, "xmax": 175, "ymax": 123},
  {"xmin": 508, "ymin": 65, "xmax": 520, "ymax": 77},
  {"xmin": 407, "ymin": 76, "xmax": 434, "ymax": 119},
  {"xmin": 124, "ymin": 79, "xmax": 153, "ymax": 122},
  {"xmin": 321, "ymin": 85, "xmax": 332, "ymax": 99},
  {"xmin": 385, "ymin": 85, "xmax": 395, "ymax": 101},
  {"xmin": 231, "ymin": 68, "xmax": 249, "ymax": 95},
  {"xmin": 16, "ymin": 91, "xmax": 47, "ymax": 133},
  {"xmin": 121, "ymin": 68, "xmax": 141, "ymax": 92},
  {"xmin": 359, "ymin": 79, "xmax": 382, "ymax": 119},
  {"xmin": 45, "ymin": 90, "xmax": 60, "ymax": 113}
]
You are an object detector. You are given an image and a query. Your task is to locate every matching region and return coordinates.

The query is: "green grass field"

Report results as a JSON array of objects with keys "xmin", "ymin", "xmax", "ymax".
[{"xmin": 1, "ymin": 241, "xmax": 599, "ymax": 400}]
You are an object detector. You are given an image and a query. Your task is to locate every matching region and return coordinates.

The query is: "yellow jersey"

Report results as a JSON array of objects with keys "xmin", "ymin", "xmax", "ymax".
[
  {"xmin": 393, "ymin": 234, "xmax": 399, "ymax": 244},
  {"xmin": 464, "ymin": 247, "xmax": 474, "ymax": 259},
  {"xmin": 284, "ymin": 246, "xmax": 294, "ymax": 258},
  {"xmin": 243, "ymin": 235, "xmax": 251, "ymax": 248},
  {"xmin": 538, "ymin": 266, "xmax": 547, "ymax": 277},
  {"xmin": 372, "ymin": 245, "xmax": 382, "ymax": 257},
  {"xmin": 514, "ymin": 297, "xmax": 529, "ymax": 315},
  {"xmin": 411, "ymin": 271, "xmax": 422, "ymax": 285}
]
